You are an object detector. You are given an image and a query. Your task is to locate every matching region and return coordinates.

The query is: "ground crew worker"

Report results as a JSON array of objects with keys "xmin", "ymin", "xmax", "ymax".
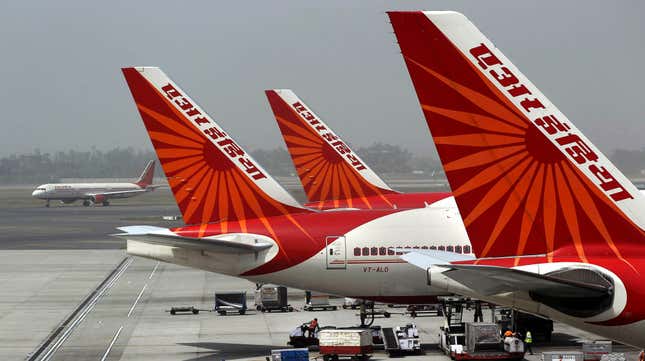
[
  {"xmin": 524, "ymin": 330, "xmax": 533, "ymax": 355},
  {"xmin": 307, "ymin": 318, "xmax": 319, "ymax": 338},
  {"xmin": 474, "ymin": 301, "xmax": 483, "ymax": 322}
]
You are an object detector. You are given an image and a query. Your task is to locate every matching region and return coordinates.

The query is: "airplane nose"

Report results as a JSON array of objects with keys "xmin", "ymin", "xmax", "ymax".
[{"xmin": 32, "ymin": 190, "xmax": 43, "ymax": 198}]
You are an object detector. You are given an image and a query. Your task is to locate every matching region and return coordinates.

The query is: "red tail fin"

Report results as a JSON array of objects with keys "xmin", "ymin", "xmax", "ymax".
[
  {"xmin": 265, "ymin": 89, "xmax": 398, "ymax": 209},
  {"xmin": 389, "ymin": 11, "xmax": 645, "ymax": 262},
  {"xmin": 122, "ymin": 67, "xmax": 311, "ymax": 225},
  {"xmin": 135, "ymin": 160, "xmax": 155, "ymax": 187}
]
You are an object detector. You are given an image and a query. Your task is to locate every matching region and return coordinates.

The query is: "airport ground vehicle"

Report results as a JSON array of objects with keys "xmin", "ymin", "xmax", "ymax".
[
  {"xmin": 319, "ymin": 329, "xmax": 373, "ymax": 361},
  {"xmin": 441, "ymin": 322, "xmax": 524, "ymax": 361},
  {"xmin": 214, "ymin": 292, "xmax": 247, "ymax": 315},
  {"xmin": 495, "ymin": 308, "xmax": 553, "ymax": 342},
  {"xmin": 255, "ymin": 286, "xmax": 293, "ymax": 312},
  {"xmin": 390, "ymin": 10, "xmax": 645, "ymax": 347},
  {"xmin": 382, "ymin": 324, "xmax": 422, "ymax": 355},
  {"xmin": 304, "ymin": 291, "xmax": 337, "ymax": 311}
]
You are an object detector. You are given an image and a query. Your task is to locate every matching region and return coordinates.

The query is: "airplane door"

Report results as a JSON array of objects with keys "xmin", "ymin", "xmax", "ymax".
[{"xmin": 325, "ymin": 236, "xmax": 346, "ymax": 270}]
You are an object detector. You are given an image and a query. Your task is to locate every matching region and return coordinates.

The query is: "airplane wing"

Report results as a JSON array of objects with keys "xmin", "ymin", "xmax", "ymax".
[
  {"xmin": 401, "ymin": 251, "xmax": 611, "ymax": 298},
  {"xmin": 86, "ymin": 189, "xmax": 148, "ymax": 200},
  {"xmin": 113, "ymin": 226, "xmax": 273, "ymax": 254}
]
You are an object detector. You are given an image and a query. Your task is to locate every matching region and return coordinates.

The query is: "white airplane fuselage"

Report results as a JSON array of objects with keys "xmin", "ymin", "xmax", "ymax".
[{"xmin": 32, "ymin": 183, "xmax": 146, "ymax": 202}]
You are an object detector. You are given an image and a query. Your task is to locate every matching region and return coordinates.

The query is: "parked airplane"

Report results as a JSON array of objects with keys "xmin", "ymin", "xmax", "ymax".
[
  {"xmin": 117, "ymin": 66, "xmax": 469, "ymax": 304},
  {"xmin": 31, "ymin": 160, "xmax": 159, "ymax": 207},
  {"xmin": 265, "ymin": 89, "xmax": 451, "ymax": 210},
  {"xmin": 389, "ymin": 10, "xmax": 645, "ymax": 347}
]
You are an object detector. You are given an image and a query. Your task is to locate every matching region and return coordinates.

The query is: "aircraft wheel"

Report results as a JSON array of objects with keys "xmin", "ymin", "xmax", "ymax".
[
  {"xmin": 83, "ymin": 200, "xmax": 91, "ymax": 207},
  {"xmin": 102, "ymin": 201, "xmax": 110, "ymax": 206}
]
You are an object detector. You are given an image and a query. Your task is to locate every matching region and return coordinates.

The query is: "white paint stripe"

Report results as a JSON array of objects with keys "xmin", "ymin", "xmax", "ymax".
[
  {"xmin": 127, "ymin": 284, "xmax": 147, "ymax": 318},
  {"xmin": 39, "ymin": 257, "xmax": 133, "ymax": 361},
  {"xmin": 148, "ymin": 261, "xmax": 159, "ymax": 279},
  {"xmin": 100, "ymin": 326, "xmax": 123, "ymax": 361}
]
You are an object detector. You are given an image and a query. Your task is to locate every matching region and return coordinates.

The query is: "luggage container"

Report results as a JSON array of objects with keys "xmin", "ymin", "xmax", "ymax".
[
  {"xmin": 382, "ymin": 324, "xmax": 422, "ymax": 355},
  {"xmin": 583, "ymin": 341, "xmax": 612, "ymax": 361},
  {"xmin": 214, "ymin": 291, "xmax": 247, "ymax": 315},
  {"xmin": 441, "ymin": 322, "xmax": 525, "ymax": 360},
  {"xmin": 319, "ymin": 329, "xmax": 372, "ymax": 360},
  {"xmin": 542, "ymin": 351, "xmax": 584, "ymax": 361},
  {"xmin": 255, "ymin": 286, "xmax": 293, "ymax": 312},
  {"xmin": 270, "ymin": 348, "xmax": 309, "ymax": 361}
]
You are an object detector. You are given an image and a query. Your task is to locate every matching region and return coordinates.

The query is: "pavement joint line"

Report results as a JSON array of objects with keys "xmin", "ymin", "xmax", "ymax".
[
  {"xmin": 99, "ymin": 325, "xmax": 123, "ymax": 361},
  {"xmin": 148, "ymin": 261, "xmax": 159, "ymax": 279},
  {"xmin": 127, "ymin": 283, "xmax": 148, "ymax": 318},
  {"xmin": 26, "ymin": 256, "xmax": 133, "ymax": 361}
]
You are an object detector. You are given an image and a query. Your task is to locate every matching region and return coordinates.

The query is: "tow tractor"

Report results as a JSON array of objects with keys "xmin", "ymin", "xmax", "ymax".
[{"xmin": 439, "ymin": 300, "xmax": 525, "ymax": 360}]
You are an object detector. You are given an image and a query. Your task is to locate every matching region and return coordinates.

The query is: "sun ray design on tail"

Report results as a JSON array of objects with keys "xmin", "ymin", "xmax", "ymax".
[
  {"xmin": 122, "ymin": 69, "xmax": 314, "ymax": 254},
  {"xmin": 266, "ymin": 90, "xmax": 398, "ymax": 210}
]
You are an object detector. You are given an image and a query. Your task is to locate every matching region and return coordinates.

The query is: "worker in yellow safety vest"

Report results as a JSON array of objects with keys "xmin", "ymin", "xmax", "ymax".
[{"xmin": 524, "ymin": 330, "xmax": 533, "ymax": 355}]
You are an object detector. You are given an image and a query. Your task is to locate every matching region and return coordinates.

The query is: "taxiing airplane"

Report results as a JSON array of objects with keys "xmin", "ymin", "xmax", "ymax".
[
  {"xmin": 117, "ymin": 66, "xmax": 469, "ymax": 304},
  {"xmin": 389, "ymin": 10, "xmax": 645, "ymax": 347},
  {"xmin": 32, "ymin": 160, "xmax": 160, "ymax": 207},
  {"xmin": 265, "ymin": 89, "xmax": 451, "ymax": 210}
]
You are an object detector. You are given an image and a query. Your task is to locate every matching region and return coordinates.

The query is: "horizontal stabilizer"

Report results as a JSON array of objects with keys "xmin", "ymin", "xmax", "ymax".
[
  {"xmin": 441, "ymin": 264, "xmax": 611, "ymax": 298},
  {"xmin": 113, "ymin": 226, "xmax": 272, "ymax": 254}
]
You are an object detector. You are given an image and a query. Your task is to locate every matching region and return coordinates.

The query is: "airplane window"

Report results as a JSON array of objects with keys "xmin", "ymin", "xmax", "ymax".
[
  {"xmin": 330, "ymin": 248, "xmax": 334, "ymax": 256},
  {"xmin": 446, "ymin": 245, "xmax": 454, "ymax": 252},
  {"xmin": 455, "ymin": 245, "xmax": 462, "ymax": 254},
  {"xmin": 464, "ymin": 245, "xmax": 471, "ymax": 254},
  {"xmin": 421, "ymin": 246, "xmax": 428, "ymax": 249},
  {"xmin": 387, "ymin": 248, "xmax": 394, "ymax": 256},
  {"xmin": 379, "ymin": 247, "xmax": 386, "ymax": 256},
  {"xmin": 370, "ymin": 247, "xmax": 378, "ymax": 256},
  {"xmin": 430, "ymin": 246, "xmax": 437, "ymax": 250},
  {"xmin": 354, "ymin": 247, "xmax": 360, "ymax": 256},
  {"xmin": 362, "ymin": 247, "xmax": 369, "ymax": 256},
  {"xmin": 438, "ymin": 246, "xmax": 445, "ymax": 251},
  {"xmin": 413, "ymin": 246, "xmax": 420, "ymax": 249}
]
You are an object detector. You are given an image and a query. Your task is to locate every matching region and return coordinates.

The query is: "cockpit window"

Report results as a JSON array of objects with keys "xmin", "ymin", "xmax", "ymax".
[{"xmin": 36, "ymin": 188, "xmax": 46, "ymax": 191}]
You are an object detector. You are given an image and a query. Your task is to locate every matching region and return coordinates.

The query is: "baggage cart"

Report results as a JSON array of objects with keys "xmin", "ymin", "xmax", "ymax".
[
  {"xmin": 214, "ymin": 291, "xmax": 247, "ymax": 315},
  {"xmin": 255, "ymin": 286, "xmax": 293, "ymax": 312},
  {"xmin": 271, "ymin": 348, "xmax": 309, "ymax": 361},
  {"xmin": 304, "ymin": 291, "xmax": 337, "ymax": 311},
  {"xmin": 583, "ymin": 341, "xmax": 612, "ymax": 361},
  {"xmin": 319, "ymin": 329, "xmax": 372, "ymax": 360}
]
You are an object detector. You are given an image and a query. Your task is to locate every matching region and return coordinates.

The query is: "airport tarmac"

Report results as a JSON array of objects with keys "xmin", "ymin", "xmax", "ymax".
[{"xmin": 0, "ymin": 184, "xmax": 641, "ymax": 361}]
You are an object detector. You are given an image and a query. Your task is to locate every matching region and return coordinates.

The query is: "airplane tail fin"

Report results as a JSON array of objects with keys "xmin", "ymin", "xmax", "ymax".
[
  {"xmin": 135, "ymin": 160, "xmax": 155, "ymax": 187},
  {"xmin": 388, "ymin": 11, "xmax": 645, "ymax": 262},
  {"xmin": 265, "ymin": 89, "xmax": 398, "ymax": 209},
  {"xmin": 122, "ymin": 67, "xmax": 311, "ymax": 225}
]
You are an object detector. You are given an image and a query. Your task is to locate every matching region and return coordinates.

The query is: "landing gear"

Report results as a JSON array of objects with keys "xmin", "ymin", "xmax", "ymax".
[
  {"xmin": 102, "ymin": 201, "xmax": 110, "ymax": 206},
  {"xmin": 45, "ymin": 200, "xmax": 50, "ymax": 208},
  {"xmin": 83, "ymin": 200, "xmax": 91, "ymax": 207}
]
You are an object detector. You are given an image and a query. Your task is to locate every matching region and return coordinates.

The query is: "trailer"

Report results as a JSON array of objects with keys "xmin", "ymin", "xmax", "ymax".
[
  {"xmin": 319, "ymin": 329, "xmax": 372, "ymax": 361},
  {"xmin": 441, "ymin": 322, "xmax": 525, "ymax": 361},
  {"xmin": 214, "ymin": 291, "xmax": 247, "ymax": 315},
  {"xmin": 255, "ymin": 286, "xmax": 293, "ymax": 312},
  {"xmin": 495, "ymin": 308, "xmax": 553, "ymax": 342},
  {"xmin": 304, "ymin": 291, "xmax": 337, "ymax": 311},
  {"xmin": 270, "ymin": 348, "xmax": 309, "ymax": 361},
  {"xmin": 382, "ymin": 324, "xmax": 422, "ymax": 355},
  {"xmin": 342, "ymin": 298, "xmax": 374, "ymax": 310}
]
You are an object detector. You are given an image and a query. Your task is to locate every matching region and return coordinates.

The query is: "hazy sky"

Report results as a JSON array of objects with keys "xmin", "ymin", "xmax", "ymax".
[{"xmin": 1, "ymin": 1, "xmax": 643, "ymax": 157}]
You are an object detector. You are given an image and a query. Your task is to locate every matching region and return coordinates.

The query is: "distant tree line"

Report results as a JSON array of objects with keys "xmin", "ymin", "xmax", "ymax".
[{"xmin": 1, "ymin": 145, "xmax": 644, "ymax": 184}]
